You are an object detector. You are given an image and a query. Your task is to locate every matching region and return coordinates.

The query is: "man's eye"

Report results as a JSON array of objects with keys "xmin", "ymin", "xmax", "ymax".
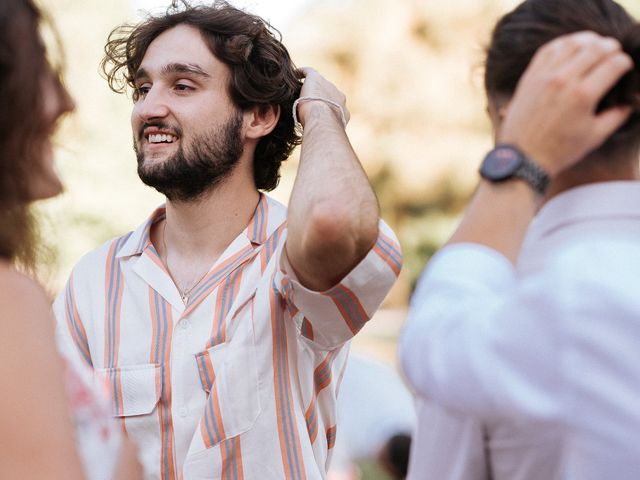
[
  {"xmin": 175, "ymin": 84, "xmax": 193, "ymax": 92},
  {"xmin": 136, "ymin": 86, "xmax": 151, "ymax": 96}
]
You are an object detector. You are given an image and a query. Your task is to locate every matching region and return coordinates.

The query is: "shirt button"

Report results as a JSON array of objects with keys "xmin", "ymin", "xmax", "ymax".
[
  {"xmin": 179, "ymin": 319, "xmax": 189, "ymax": 330},
  {"xmin": 179, "ymin": 406, "xmax": 188, "ymax": 417}
]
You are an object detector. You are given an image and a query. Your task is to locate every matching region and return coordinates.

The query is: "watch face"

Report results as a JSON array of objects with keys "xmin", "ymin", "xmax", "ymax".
[{"xmin": 480, "ymin": 146, "xmax": 523, "ymax": 181}]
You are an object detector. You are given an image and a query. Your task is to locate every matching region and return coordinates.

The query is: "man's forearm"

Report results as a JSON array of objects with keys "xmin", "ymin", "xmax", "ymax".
[
  {"xmin": 286, "ymin": 92, "xmax": 379, "ymax": 291},
  {"xmin": 447, "ymin": 180, "xmax": 539, "ymax": 263}
]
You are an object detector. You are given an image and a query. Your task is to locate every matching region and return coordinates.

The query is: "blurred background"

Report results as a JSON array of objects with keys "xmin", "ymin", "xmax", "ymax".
[{"xmin": 39, "ymin": 0, "xmax": 640, "ymax": 477}]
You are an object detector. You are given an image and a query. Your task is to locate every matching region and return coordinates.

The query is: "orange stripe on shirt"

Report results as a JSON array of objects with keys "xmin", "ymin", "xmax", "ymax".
[
  {"xmin": 314, "ymin": 350, "xmax": 339, "ymax": 393},
  {"xmin": 185, "ymin": 245, "xmax": 256, "ymax": 315},
  {"xmin": 304, "ymin": 395, "xmax": 318, "ymax": 443},
  {"xmin": 207, "ymin": 266, "xmax": 245, "ymax": 348},
  {"xmin": 304, "ymin": 350, "xmax": 339, "ymax": 446},
  {"xmin": 247, "ymin": 193, "xmax": 269, "ymax": 245},
  {"xmin": 372, "ymin": 231, "xmax": 403, "ymax": 277},
  {"xmin": 148, "ymin": 244, "xmax": 170, "ymax": 273},
  {"xmin": 327, "ymin": 284, "xmax": 369, "ymax": 335},
  {"xmin": 197, "ymin": 344, "xmax": 225, "ymax": 449},
  {"xmin": 220, "ymin": 436, "xmax": 245, "ymax": 480},
  {"xmin": 270, "ymin": 278, "xmax": 307, "ymax": 480},
  {"xmin": 104, "ymin": 236, "xmax": 127, "ymax": 418},
  {"xmin": 300, "ymin": 318, "xmax": 314, "ymax": 341},
  {"xmin": 149, "ymin": 289, "xmax": 177, "ymax": 480},
  {"xmin": 260, "ymin": 223, "xmax": 286, "ymax": 273},
  {"xmin": 64, "ymin": 275, "xmax": 92, "ymax": 367},
  {"xmin": 201, "ymin": 381, "xmax": 226, "ymax": 449},
  {"xmin": 195, "ymin": 350, "xmax": 215, "ymax": 393},
  {"xmin": 326, "ymin": 425, "xmax": 337, "ymax": 450}
]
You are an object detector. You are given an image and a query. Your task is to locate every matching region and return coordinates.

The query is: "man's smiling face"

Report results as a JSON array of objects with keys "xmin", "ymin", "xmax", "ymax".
[{"xmin": 131, "ymin": 24, "xmax": 245, "ymax": 201}]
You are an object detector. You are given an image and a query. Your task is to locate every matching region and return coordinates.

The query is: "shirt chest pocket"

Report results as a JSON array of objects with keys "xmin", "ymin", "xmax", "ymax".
[
  {"xmin": 193, "ymin": 295, "xmax": 261, "ymax": 450},
  {"xmin": 94, "ymin": 363, "xmax": 162, "ymax": 418}
]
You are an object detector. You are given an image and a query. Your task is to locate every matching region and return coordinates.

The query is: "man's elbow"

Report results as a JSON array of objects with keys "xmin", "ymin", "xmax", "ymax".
[{"xmin": 304, "ymin": 200, "xmax": 379, "ymax": 262}]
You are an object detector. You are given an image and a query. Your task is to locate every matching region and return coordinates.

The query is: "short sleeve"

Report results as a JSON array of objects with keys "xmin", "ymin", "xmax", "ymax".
[
  {"xmin": 53, "ymin": 270, "xmax": 94, "ymax": 370},
  {"xmin": 274, "ymin": 220, "xmax": 402, "ymax": 349}
]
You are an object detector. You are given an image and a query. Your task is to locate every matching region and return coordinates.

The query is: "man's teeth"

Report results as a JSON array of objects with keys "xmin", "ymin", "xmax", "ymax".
[{"xmin": 148, "ymin": 134, "xmax": 177, "ymax": 143}]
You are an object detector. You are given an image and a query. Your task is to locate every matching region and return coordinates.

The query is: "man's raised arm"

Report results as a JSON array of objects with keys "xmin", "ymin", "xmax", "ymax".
[{"xmin": 285, "ymin": 67, "xmax": 380, "ymax": 291}]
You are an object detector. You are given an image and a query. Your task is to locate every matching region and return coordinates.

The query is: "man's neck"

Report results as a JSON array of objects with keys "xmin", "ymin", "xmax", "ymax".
[
  {"xmin": 151, "ymin": 167, "xmax": 260, "ymax": 291},
  {"xmin": 166, "ymin": 186, "xmax": 260, "ymax": 258},
  {"xmin": 545, "ymin": 152, "xmax": 640, "ymax": 200}
]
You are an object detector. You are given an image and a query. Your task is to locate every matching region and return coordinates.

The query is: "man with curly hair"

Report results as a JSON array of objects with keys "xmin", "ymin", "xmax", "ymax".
[{"xmin": 54, "ymin": 2, "xmax": 401, "ymax": 479}]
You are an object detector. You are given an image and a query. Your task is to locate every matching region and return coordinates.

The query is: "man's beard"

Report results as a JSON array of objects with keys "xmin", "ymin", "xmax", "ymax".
[{"xmin": 134, "ymin": 112, "xmax": 244, "ymax": 202}]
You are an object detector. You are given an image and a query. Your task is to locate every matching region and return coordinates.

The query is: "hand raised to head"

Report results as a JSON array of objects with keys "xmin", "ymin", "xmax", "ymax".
[
  {"xmin": 294, "ymin": 67, "xmax": 351, "ymax": 128},
  {"xmin": 499, "ymin": 31, "xmax": 634, "ymax": 177}
]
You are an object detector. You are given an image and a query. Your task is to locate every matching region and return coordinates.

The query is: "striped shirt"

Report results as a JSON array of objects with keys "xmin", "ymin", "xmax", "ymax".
[{"xmin": 54, "ymin": 194, "xmax": 402, "ymax": 480}]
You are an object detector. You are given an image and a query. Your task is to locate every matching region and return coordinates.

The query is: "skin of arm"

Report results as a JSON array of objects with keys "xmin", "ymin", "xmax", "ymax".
[
  {"xmin": 0, "ymin": 264, "xmax": 85, "ymax": 480},
  {"xmin": 448, "ymin": 31, "xmax": 633, "ymax": 261},
  {"xmin": 114, "ymin": 437, "xmax": 144, "ymax": 480},
  {"xmin": 285, "ymin": 67, "xmax": 380, "ymax": 291}
]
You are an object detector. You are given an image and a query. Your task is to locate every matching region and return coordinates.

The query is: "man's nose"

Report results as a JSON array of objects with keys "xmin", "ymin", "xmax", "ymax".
[{"xmin": 135, "ymin": 87, "xmax": 170, "ymax": 121}]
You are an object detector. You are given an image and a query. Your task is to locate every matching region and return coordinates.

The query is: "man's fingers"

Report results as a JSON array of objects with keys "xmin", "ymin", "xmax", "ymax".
[
  {"xmin": 512, "ymin": 32, "xmax": 603, "ymax": 102},
  {"xmin": 297, "ymin": 66, "xmax": 317, "ymax": 81},
  {"xmin": 580, "ymin": 51, "xmax": 634, "ymax": 104},
  {"xmin": 594, "ymin": 105, "xmax": 633, "ymax": 142},
  {"xmin": 557, "ymin": 36, "xmax": 622, "ymax": 79},
  {"xmin": 531, "ymin": 31, "xmax": 606, "ymax": 73},
  {"xmin": 526, "ymin": 34, "xmax": 624, "ymax": 98}
]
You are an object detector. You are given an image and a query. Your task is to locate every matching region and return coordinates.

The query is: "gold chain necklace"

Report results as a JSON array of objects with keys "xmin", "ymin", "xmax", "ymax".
[{"xmin": 162, "ymin": 221, "xmax": 210, "ymax": 305}]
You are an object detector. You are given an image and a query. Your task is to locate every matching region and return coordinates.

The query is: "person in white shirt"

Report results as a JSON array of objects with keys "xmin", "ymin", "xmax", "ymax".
[{"xmin": 400, "ymin": 0, "xmax": 640, "ymax": 478}]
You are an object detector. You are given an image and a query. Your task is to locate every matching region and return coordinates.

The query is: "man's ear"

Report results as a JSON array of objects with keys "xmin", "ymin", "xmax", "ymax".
[
  {"xmin": 498, "ymin": 104, "xmax": 508, "ymax": 122},
  {"xmin": 244, "ymin": 104, "xmax": 280, "ymax": 139},
  {"xmin": 487, "ymin": 96, "xmax": 510, "ymax": 143}
]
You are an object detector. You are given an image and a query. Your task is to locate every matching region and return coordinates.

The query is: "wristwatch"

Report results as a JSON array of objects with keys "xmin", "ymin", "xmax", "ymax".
[{"xmin": 479, "ymin": 144, "xmax": 550, "ymax": 195}]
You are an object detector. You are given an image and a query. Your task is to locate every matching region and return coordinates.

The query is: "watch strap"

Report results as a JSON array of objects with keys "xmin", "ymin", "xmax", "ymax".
[{"xmin": 514, "ymin": 152, "xmax": 550, "ymax": 195}]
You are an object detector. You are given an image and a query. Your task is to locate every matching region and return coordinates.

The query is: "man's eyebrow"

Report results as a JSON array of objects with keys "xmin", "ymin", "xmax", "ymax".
[
  {"xmin": 134, "ymin": 63, "xmax": 211, "ymax": 82},
  {"xmin": 161, "ymin": 63, "xmax": 211, "ymax": 78},
  {"xmin": 134, "ymin": 67, "xmax": 149, "ymax": 82}
]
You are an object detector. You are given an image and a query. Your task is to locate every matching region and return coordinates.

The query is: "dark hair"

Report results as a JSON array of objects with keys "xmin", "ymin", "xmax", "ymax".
[
  {"xmin": 380, "ymin": 433, "xmax": 412, "ymax": 480},
  {"xmin": 485, "ymin": 0, "xmax": 640, "ymax": 155},
  {"xmin": 0, "ymin": 0, "xmax": 68, "ymax": 266},
  {"xmin": 102, "ymin": 0, "xmax": 302, "ymax": 191}
]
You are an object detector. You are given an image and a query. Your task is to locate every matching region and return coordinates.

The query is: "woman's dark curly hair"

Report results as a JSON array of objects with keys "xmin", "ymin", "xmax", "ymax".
[
  {"xmin": 0, "ymin": 0, "xmax": 69, "ymax": 267},
  {"xmin": 102, "ymin": 0, "xmax": 302, "ymax": 191}
]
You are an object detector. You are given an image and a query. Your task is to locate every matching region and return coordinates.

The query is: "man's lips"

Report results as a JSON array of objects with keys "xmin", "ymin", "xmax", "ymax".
[
  {"xmin": 139, "ymin": 123, "xmax": 181, "ymax": 145},
  {"xmin": 142, "ymin": 127, "xmax": 175, "ymax": 143}
]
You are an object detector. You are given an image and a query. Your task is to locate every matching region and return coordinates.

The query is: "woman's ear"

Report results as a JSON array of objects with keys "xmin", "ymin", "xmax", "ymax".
[{"xmin": 244, "ymin": 104, "xmax": 280, "ymax": 140}]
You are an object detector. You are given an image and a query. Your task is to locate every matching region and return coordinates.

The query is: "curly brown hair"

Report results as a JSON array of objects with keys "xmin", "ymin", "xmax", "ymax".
[
  {"xmin": 0, "ymin": 0, "xmax": 70, "ymax": 267},
  {"xmin": 102, "ymin": 0, "xmax": 302, "ymax": 191}
]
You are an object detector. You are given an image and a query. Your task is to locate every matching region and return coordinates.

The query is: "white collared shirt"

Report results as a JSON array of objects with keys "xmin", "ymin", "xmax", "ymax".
[
  {"xmin": 401, "ymin": 181, "xmax": 640, "ymax": 479},
  {"xmin": 54, "ymin": 194, "xmax": 402, "ymax": 480}
]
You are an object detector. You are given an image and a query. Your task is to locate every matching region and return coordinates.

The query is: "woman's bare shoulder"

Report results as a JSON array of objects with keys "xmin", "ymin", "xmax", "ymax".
[{"xmin": 0, "ymin": 260, "xmax": 52, "ymax": 329}]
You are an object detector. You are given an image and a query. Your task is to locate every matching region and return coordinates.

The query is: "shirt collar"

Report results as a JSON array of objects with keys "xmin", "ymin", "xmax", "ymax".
[
  {"xmin": 526, "ymin": 180, "xmax": 640, "ymax": 244},
  {"xmin": 246, "ymin": 193, "xmax": 274, "ymax": 245},
  {"xmin": 115, "ymin": 193, "xmax": 286, "ymax": 259},
  {"xmin": 116, "ymin": 205, "xmax": 166, "ymax": 259}
]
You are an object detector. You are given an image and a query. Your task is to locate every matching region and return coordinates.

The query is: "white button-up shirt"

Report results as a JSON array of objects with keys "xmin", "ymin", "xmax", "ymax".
[
  {"xmin": 401, "ymin": 181, "xmax": 640, "ymax": 479},
  {"xmin": 55, "ymin": 194, "xmax": 402, "ymax": 480}
]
